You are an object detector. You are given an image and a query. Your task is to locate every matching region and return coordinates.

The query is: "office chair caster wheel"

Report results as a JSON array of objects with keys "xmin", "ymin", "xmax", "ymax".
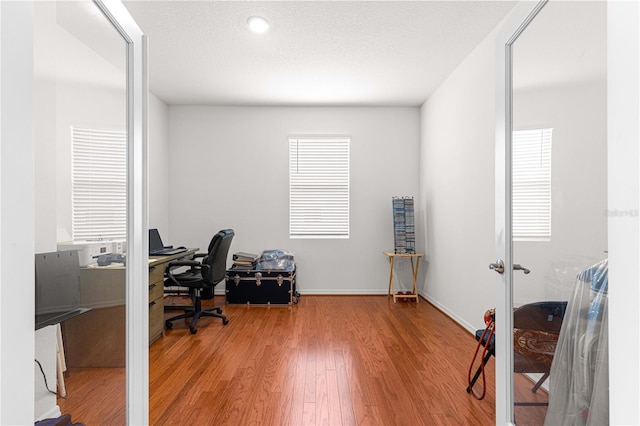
[
  {"xmin": 222, "ymin": 318, "xmax": 229, "ymax": 325},
  {"xmin": 215, "ymin": 307, "xmax": 222, "ymax": 314},
  {"xmin": 165, "ymin": 321, "xmax": 173, "ymax": 329},
  {"xmin": 189, "ymin": 326, "xmax": 197, "ymax": 334}
]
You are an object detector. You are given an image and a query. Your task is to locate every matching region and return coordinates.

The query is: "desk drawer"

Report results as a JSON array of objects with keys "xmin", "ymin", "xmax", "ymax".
[
  {"xmin": 149, "ymin": 296, "xmax": 164, "ymax": 344},
  {"xmin": 149, "ymin": 264, "xmax": 165, "ymax": 285},
  {"xmin": 149, "ymin": 281, "xmax": 164, "ymax": 301}
]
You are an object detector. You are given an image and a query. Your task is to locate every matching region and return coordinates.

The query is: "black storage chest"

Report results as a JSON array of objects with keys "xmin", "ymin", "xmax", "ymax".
[{"xmin": 225, "ymin": 266, "xmax": 298, "ymax": 305}]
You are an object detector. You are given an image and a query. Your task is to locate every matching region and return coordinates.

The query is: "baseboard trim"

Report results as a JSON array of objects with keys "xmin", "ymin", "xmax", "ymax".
[
  {"xmin": 216, "ymin": 288, "xmax": 476, "ymax": 337},
  {"xmin": 418, "ymin": 291, "xmax": 476, "ymax": 335},
  {"xmin": 216, "ymin": 289, "xmax": 390, "ymax": 296},
  {"xmin": 295, "ymin": 289, "xmax": 390, "ymax": 296}
]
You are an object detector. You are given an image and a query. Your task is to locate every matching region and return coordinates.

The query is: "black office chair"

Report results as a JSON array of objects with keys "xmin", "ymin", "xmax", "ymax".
[{"xmin": 164, "ymin": 229, "xmax": 234, "ymax": 334}]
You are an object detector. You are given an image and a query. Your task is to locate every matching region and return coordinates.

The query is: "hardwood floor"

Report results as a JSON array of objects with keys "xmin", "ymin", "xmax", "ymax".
[{"xmin": 57, "ymin": 295, "xmax": 548, "ymax": 425}]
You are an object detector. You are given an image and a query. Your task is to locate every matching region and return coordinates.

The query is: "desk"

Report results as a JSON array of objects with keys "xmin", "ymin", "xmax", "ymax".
[
  {"xmin": 62, "ymin": 248, "xmax": 198, "ymax": 367},
  {"xmin": 384, "ymin": 251, "xmax": 424, "ymax": 303}
]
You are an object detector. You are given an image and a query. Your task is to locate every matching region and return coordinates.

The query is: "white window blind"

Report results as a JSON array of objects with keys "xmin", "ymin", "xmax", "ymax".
[
  {"xmin": 512, "ymin": 128, "xmax": 552, "ymax": 241},
  {"xmin": 71, "ymin": 127, "xmax": 127, "ymax": 241},
  {"xmin": 289, "ymin": 137, "xmax": 350, "ymax": 238}
]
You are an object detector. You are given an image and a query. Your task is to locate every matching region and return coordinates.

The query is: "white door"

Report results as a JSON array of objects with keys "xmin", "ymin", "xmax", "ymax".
[{"xmin": 494, "ymin": 0, "xmax": 616, "ymax": 424}]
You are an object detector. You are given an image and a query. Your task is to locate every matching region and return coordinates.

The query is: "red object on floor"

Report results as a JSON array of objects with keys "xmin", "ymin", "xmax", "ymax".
[{"xmin": 396, "ymin": 291, "xmax": 417, "ymax": 302}]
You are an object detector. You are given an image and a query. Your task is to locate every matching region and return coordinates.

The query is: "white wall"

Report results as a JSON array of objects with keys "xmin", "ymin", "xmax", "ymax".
[
  {"xmin": 149, "ymin": 94, "xmax": 170, "ymax": 236},
  {"xmin": 513, "ymin": 81, "xmax": 607, "ymax": 305},
  {"xmin": 33, "ymin": 3, "xmax": 61, "ymax": 419},
  {"xmin": 607, "ymin": 1, "xmax": 640, "ymax": 422},
  {"xmin": 1, "ymin": 1, "xmax": 36, "ymax": 423},
  {"xmin": 419, "ymin": 26, "xmax": 498, "ymax": 332},
  {"xmin": 167, "ymin": 106, "xmax": 420, "ymax": 294},
  {"xmin": 34, "ymin": 0, "xmax": 58, "ymax": 254}
]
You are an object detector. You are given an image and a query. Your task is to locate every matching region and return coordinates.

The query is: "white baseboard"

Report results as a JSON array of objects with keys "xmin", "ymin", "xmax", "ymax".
[
  {"xmin": 294, "ymin": 289, "xmax": 389, "ymax": 295},
  {"xmin": 524, "ymin": 373, "xmax": 550, "ymax": 392},
  {"xmin": 216, "ymin": 288, "xmax": 389, "ymax": 296},
  {"xmin": 418, "ymin": 291, "xmax": 476, "ymax": 335},
  {"xmin": 217, "ymin": 288, "xmax": 476, "ymax": 338}
]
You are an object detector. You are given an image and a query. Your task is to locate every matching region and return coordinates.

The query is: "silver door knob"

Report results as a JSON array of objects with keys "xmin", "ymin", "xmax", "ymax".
[
  {"xmin": 489, "ymin": 260, "xmax": 504, "ymax": 274},
  {"xmin": 513, "ymin": 264, "xmax": 531, "ymax": 274}
]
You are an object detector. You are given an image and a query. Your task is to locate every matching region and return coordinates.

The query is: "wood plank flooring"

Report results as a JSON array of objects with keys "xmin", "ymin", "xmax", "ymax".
[{"xmin": 57, "ymin": 295, "xmax": 548, "ymax": 425}]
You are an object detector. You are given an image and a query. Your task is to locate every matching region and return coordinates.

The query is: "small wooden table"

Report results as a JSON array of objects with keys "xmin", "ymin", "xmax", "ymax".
[{"xmin": 384, "ymin": 251, "xmax": 424, "ymax": 303}]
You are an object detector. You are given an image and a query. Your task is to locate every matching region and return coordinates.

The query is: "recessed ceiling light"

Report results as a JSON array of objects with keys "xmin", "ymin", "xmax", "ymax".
[{"xmin": 247, "ymin": 16, "xmax": 270, "ymax": 34}]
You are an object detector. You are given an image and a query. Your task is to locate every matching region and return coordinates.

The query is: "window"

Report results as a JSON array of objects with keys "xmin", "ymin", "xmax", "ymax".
[
  {"xmin": 512, "ymin": 128, "xmax": 552, "ymax": 241},
  {"xmin": 289, "ymin": 136, "xmax": 350, "ymax": 238},
  {"xmin": 71, "ymin": 126, "xmax": 127, "ymax": 241}
]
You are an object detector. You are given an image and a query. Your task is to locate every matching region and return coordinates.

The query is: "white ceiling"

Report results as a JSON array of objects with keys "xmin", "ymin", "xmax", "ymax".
[{"xmin": 122, "ymin": 1, "xmax": 517, "ymax": 106}]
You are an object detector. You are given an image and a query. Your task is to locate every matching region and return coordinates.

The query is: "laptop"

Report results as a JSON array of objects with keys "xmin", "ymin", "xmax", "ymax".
[{"xmin": 149, "ymin": 228, "xmax": 187, "ymax": 256}]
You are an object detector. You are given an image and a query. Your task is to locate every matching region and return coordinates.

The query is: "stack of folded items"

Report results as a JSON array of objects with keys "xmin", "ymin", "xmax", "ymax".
[{"xmin": 232, "ymin": 252, "xmax": 259, "ymax": 269}]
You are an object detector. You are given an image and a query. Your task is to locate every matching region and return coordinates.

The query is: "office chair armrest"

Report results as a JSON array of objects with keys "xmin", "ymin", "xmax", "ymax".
[
  {"xmin": 165, "ymin": 260, "xmax": 207, "ymax": 277},
  {"xmin": 165, "ymin": 261, "xmax": 210, "ymax": 287},
  {"xmin": 166, "ymin": 260, "xmax": 201, "ymax": 270}
]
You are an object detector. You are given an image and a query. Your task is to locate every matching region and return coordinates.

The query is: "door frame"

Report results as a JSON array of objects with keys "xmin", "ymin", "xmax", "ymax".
[
  {"xmin": 606, "ymin": 1, "xmax": 640, "ymax": 424},
  {"xmin": 494, "ymin": 2, "xmax": 547, "ymax": 424},
  {"xmin": 93, "ymin": 1, "xmax": 149, "ymax": 424},
  {"xmin": 495, "ymin": 1, "xmax": 640, "ymax": 424}
]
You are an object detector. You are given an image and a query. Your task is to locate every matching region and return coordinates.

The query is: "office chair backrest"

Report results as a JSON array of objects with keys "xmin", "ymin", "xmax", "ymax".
[
  {"xmin": 514, "ymin": 301, "xmax": 567, "ymax": 333},
  {"xmin": 203, "ymin": 229, "xmax": 234, "ymax": 285}
]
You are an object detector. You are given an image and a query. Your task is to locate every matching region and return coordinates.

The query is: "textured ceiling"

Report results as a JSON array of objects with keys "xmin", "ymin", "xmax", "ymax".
[{"xmin": 122, "ymin": 1, "xmax": 517, "ymax": 106}]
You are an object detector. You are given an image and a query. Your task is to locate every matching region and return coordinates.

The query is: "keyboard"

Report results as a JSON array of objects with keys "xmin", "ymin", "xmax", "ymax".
[{"xmin": 149, "ymin": 247, "xmax": 187, "ymax": 256}]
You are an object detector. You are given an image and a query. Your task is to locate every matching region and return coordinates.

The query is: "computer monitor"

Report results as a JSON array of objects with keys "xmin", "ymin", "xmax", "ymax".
[{"xmin": 149, "ymin": 228, "xmax": 165, "ymax": 253}]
